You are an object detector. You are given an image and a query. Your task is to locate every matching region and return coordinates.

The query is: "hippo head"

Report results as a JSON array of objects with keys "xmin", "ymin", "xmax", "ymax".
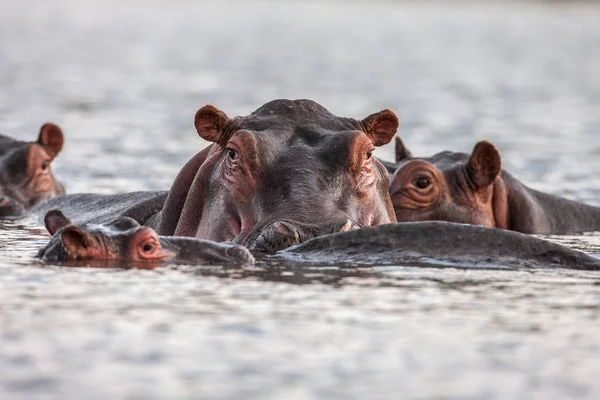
[
  {"xmin": 0, "ymin": 123, "xmax": 65, "ymax": 215},
  {"xmin": 39, "ymin": 210, "xmax": 254, "ymax": 265},
  {"xmin": 159, "ymin": 99, "xmax": 399, "ymax": 252},
  {"xmin": 389, "ymin": 138, "xmax": 507, "ymax": 228}
]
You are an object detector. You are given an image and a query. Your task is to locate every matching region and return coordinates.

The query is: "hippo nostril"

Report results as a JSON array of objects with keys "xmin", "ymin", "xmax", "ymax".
[
  {"xmin": 226, "ymin": 245, "xmax": 255, "ymax": 264},
  {"xmin": 272, "ymin": 221, "xmax": 302, "ymax": 246},
  {"xmin": 241, "ymin": 220, "xmax": 304, "ymax": 252},
  {"xmin": 272, "ymin": 221, "xmax": 299, "ymax": 238}
]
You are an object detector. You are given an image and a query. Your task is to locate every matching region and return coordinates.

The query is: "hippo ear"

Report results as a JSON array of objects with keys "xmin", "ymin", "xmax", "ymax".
[
  {"xmin": 38, "ymin": 123, "xmax": 64, "ymax": 158},
  {"xmin": 61, "ymin": 226, "xmax": 94, "ymax": 256},
  {"xmin": 467, "ymin": 141, "xmax": 502, "ymax": 190},
  {"xmin": 395, "ymin": 137, "xmax": 413, "ymax": 162},
  {"xmin": 361, "ymin": 109, "xmax": 399, "ymax": 147},
  {"xmin": 44, "ymin": 209, "xmax": 72, "ymax": 236},
  {"xmin": 194, "ymin": 105, "xmax": 230, "ymax": 145}
]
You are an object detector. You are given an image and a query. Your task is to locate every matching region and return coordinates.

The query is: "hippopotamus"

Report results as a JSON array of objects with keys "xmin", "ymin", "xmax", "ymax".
[
  {"xmin": 279, "ymin": 222, "xmax": 600, "ymax": 270},
  {"xmin": 154, "ymin": 99, "xmax": 399, "ymax": 251},
  {"xmin": 38, "ymin": 210, "xmax": 254, "ymax": 266},
  {"xmin": 0, "ymin": 123, "xmax": 65, "ymax": 217},
  {"xmin": 34, "ymin": 99, "xmax": 399, "ymax": 252},
  {"xmin": 386, "ymin": 138, "xmax": 600, "ymax": 234}
]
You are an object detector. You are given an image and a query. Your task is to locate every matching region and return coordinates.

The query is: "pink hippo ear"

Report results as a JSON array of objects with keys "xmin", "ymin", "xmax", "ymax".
[
  {"xmin": 61, "ymin": 226, "xmax": 94, "ymax": 258},
  {"xmin": 194, "ymin": 105, "xmax": 230, "ymax": 146},
  {"xmin": 44, "ymin": 209, "xmax": 72, "ymax": 236},
  {"xmin": 37, "ymin": 123, "xmax": 64, "ymax": 158},
  {"xmin": 361, "ymin": 109, "xmax": 399, "ymax": 147},
  {"xmin": 395, "ymin": 136, "xmax": 413, "ymax": 162},
  {"xmin": 467, "ymin": 141, "xmax": 502, "ymax": 190}
]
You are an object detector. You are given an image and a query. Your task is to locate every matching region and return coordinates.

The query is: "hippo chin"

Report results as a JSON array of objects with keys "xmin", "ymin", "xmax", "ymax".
[
  {"xmin": 385, "ymin": 137, "xmax": 600, "ymax": 234},
  {"xmin": 0, "ymin": 123, "xmax": 65, "ymax": 217},
  {"xmin": 278, "ymin": 222, "xmax": 600, "ymax": 271},
  {"xmin": 38, "ymin": 210, "xmax": 254, "ymax": 266},
  {"xmin": 153, "ymin": 99, "xmax": 399, "ymax": 251}
]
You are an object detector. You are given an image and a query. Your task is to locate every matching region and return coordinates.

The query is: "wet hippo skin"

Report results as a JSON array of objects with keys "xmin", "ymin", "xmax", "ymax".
[
  {"xmin": 279, "ymin": 222, "xmax": 600, "ymax": 270},
  {"xmin": 38, "ymin": 210, "xmax": 254, "ymax": 266},
  {"xmin": 153, "ymin": 98, "xmax": 399, "ymax": 251},
  {"xmin": 32, "ymin": 190, "xmax": 169, "ymax": 227},
  {"xmin": 386, "ymin": 138, "xmax": 600, "ymax": 234},
  {"xmin": 0, "ymin": 123, "xmax": 65, "ymax": 217}
]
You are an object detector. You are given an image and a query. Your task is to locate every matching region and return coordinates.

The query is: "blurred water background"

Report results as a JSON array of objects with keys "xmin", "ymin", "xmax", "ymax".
[{"xmin": 1, "ymin": 0, "xmax": 600, "ymax": 399}]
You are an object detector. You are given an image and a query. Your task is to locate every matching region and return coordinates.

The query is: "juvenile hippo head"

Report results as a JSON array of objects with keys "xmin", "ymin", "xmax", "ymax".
[
  {"xmin": 389, "ymin": 138, "xmax": 507, "ymax": 228},
  {"xmin": 0, "ymin": 123, "xmax": 65, "ymax": 216},
  {"xmin": 158, "ymin": 99, "xmax": 399, "ymax": 252},
  {"xmin": 39, "ymin": 210, "xmax": 254, "ymax": 265}
]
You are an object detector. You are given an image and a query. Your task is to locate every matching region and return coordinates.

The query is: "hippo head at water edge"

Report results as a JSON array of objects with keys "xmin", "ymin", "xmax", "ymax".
[
  {"xmin": 157, "ymin": 99, "xmax": 400, "ymax": 252},
  {"xmin": 389, "ymin": 137, "xmax": 507, "ymax": 228},
  {"xmin": 38, "ymin": 210, "xmax": 254, "ymax": 266},
  {"xmin": 0, "ymin": 123, "xmax": 65, "ymax": 216}
]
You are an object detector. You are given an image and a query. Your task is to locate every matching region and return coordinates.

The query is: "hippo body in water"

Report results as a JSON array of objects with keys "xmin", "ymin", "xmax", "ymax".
[
  {"xmin": 0, "ymin": 123, "xmax": 65, "ymax": 217},
  {"xmin": 32, "ymin": 190, "xmax": 168, "ymax": 227},
  {"xmin": 39, "ymin": 210, "xmax": 254, "ymax": 266},
  {"xmin": 39, "ymin": 211, "xmax": 599, "ymax": 271},
  {"xmin": 32, "ymin": 99, "xmax": 400, "ymax": 252},
  {"xmin": 386, "ymin": 138, "xmax": 600, "ymax": 234},
  {"xmin": 280, "ymin": 222, "xmax": 600, "ymax": 271}
]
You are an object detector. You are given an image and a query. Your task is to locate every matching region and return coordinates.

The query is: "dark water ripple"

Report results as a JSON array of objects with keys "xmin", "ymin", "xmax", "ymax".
[{"xmin": 1, "ymin": 0, "xmax": 600, "ymax": 399}]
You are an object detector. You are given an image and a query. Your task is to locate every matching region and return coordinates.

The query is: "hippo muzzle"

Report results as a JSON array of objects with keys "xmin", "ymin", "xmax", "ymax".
[
  {"xmin": 238, "ymin": 218, "xmax": 360, "ymax": 253},
  {"xmin": 159, "ymin": 237, "xmax": 255, "ymax": 264}
]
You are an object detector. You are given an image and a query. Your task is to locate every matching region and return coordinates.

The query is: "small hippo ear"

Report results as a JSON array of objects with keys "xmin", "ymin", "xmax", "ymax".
[
  {"xmin": 61, "ymin": 226, "xmax": 94, "ymax": 257},
  {"xmin": 467, "ymin": 141, "xmax": 502, "ymax": 190},
  {"xmin": 38, "ymin": 123, "xmax": 64, "ymax": 158},
  {"xmin": 395, "ymin": 137, "xmax": 413, "ymax": 162},
  {"xmin": 194, "ymin": 105, "xmax": 230, "ymax": 145},
  {"xmin": 361, "ymin": 109, "xmax": 399, "ymax": 147},
  {"xmin": 44, "ymin": 209, "xmax": 72, "ymax": 236}
]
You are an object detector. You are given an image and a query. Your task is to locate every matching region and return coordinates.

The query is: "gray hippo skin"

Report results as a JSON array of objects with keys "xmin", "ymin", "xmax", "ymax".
[
  {"xmin": 38, "ymin": 210, "xmax": 254, "ymax": 266},
  {"xmin": 279, "ymin": 222, "xmax": 600, "ymax": 270},
  {"xmin": 32, "ymin": 190, "xmax": 169, "ymax": 227},
  {"xmin": 0, "ymin": 123, "xmax": 65, "ymax": 217},
  {"xmin": 385, "ymin": 137, "xmax": 600, "ymax": 234}
]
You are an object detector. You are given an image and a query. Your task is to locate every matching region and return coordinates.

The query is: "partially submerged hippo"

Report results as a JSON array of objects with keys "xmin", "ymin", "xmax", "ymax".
[
  {"xmin": 39, "ymin": 210, "xmax": 600, "ymax": 271},
  {"xmin": 155, "ymin": 99, "xmax": 400, "ymax": 251},
  {"xmin": 387, "ymin": 138, "xmax": 600, "ymax": 234},
  {"xmin": 0, "ymin": 123, "xmax": 65, "ymax": 217},
  {"xmin": 38, "ymin": 210, "xmax": 254, "ymax": 266},
  {"xmin": 279, "ymin": 222, "xmax": 600, "ymax": 270}
]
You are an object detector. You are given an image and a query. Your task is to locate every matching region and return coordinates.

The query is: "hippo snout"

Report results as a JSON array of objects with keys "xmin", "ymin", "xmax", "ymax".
[
  {"xmin": 241, "ymin": 219, "xmax": 360, "ymax": 252},
  {"xmin": 159, "ymin": 237, "xmax": 255, "ymax": 264}
]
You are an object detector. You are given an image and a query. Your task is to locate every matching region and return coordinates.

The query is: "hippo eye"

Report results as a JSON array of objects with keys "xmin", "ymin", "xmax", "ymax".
[
  {"xmin": 414, "ymin": 177, "xmax": 430, "ymax": 189},
  {"xmin": 41, "ymin": 160, "xmax": 50, "ymax": 171},
  {"xmin": 366, "ymin": 151, "xmax": 373, "ymax": 160},
  {"xmin": 227, "ymin": 149, "xmax": 238, "ymax": 160},
  {"xmin": 142, "ymin": 242, "xmax": 154, "ymax": 253}
]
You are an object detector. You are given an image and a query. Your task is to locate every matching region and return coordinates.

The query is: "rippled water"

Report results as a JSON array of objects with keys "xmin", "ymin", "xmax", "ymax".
[{"xmin": 1, "ymin": 0, "xmax": 600, "ymax": 398}]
